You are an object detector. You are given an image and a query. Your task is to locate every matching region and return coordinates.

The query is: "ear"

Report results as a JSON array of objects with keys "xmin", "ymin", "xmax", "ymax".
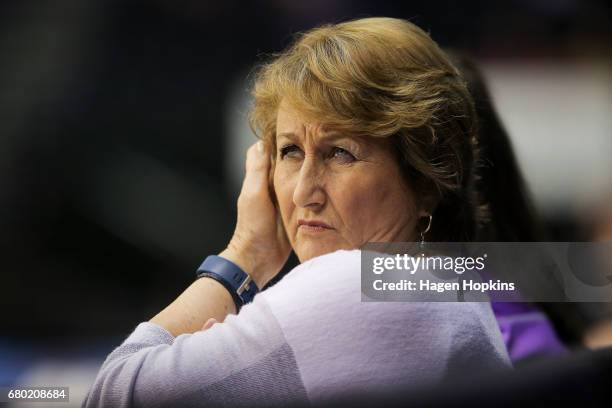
[{"xmin": 417, "ymin": 192, "xmax": 439, "ymax": 218}]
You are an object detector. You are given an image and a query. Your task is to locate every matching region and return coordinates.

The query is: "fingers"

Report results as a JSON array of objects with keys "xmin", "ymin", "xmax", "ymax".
[
  {"xmin": 201, "ymin": 318, "xmax": 218, "ymax": 331},
  {"xmin": 241, "ymin": 141, "xmax": 271, "ymax": 197},
  {"xmin": 246, "ymin": 141, "xmax": 270, "ymax": 174}
]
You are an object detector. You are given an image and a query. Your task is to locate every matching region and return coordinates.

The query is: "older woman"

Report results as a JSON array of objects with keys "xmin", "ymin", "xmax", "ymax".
[{"xmin": 84, "ymin": 17, "xmax": 510, "ymax": 407}]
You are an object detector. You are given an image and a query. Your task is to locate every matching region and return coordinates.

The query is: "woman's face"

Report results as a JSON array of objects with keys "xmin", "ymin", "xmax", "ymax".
[{"xmin": 273, "ymin": 100, "xmax": 421, "ymax": 263}]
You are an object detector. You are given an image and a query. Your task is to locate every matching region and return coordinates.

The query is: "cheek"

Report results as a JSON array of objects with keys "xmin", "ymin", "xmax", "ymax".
[
  {"xmin": 335, "ymin": 168, "xmax": 416, "ymax": 239},
  {"xmin": 340, "ymin": 179, "xmax": 392, "ymax": 223}
]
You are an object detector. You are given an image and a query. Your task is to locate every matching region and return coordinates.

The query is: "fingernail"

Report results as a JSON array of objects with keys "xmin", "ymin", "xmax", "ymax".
[{"xmin": 256, "ymin": 141, "xmax": 264, "ymax": 153}]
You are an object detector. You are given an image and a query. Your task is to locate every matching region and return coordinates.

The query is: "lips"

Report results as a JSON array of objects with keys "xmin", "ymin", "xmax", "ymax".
[{"xmin": 298, "ymin": 219, "xmax": 333, "ymax": 232}]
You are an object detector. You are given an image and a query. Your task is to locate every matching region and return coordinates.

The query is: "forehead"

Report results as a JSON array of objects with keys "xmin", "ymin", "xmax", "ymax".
[
  {"xmin": 276, "ymin": 99, "xmax": 346, "ymax": 134},
  {"xmin": 275, "ymin": 100, "xmax": 330, "ymax": 137},
  {"xmin": 274, "ymin": 100, "xmax": 390, "ymax": 153}
]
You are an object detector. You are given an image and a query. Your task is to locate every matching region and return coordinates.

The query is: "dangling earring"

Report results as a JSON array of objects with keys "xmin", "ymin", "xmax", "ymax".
[{"xmin": 419, "ymin": 214, "xmax": 433, "ymax": 249}]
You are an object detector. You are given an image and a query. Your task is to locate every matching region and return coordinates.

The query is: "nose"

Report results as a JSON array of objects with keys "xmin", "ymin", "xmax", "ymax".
[{"xmin": 293, "ymin": 154, "xmax": 326, "ymax": 210}]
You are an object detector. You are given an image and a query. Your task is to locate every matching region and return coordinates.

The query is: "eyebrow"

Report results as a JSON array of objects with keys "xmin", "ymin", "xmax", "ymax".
[{"xmin": 276, "ymin": 131, "xmax": 354, "ymax": 143}]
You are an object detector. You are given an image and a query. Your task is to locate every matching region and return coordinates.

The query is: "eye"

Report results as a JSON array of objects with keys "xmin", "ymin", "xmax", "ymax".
[
  {"xmin": 279, "ymin": 144, "xmax": 302, "ymax": 159},
  {"xmin": 330, "ymin": 147, "xmax": 356, "ymax": 163}
]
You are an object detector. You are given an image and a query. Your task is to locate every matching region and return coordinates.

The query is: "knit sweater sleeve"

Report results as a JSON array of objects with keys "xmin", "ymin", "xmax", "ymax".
[{"xmin": 81, "ymin": 295, "xmax": 309, "ymax": 408}]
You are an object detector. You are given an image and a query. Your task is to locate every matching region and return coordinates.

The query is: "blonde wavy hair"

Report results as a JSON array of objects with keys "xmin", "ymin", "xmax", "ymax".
[{"xmin": 249, "ymin": 17, "xmax": 483, "ymax": 242}]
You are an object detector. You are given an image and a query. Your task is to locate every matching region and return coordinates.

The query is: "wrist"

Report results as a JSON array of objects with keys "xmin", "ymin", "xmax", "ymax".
[
  {"xmin": 197, "ymin": 254, "xmax": 260, "ymax": 312},
  {"xmin": 219, "ymin": 246, "xmax": 268, "ymax": 289}
]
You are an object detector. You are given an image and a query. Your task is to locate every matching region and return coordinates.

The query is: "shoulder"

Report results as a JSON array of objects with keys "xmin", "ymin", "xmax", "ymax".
[
  {"xmin": 260, "ymin": 249, "xmax": 361, "ymax": 310},
  {"xmin": 277, "ymin": 249, "xmax": 361, "ymax": 281},
  {"xmin": 255, "ymin": 249, "xmax": 510, "ymax": 400},
  {"xmin": 270, "ymin": 248, "xmax": 361, "ymax": 287},
  {"xmin": 258, "ymin": 248, "xmax": 507, "ymax": 353}
]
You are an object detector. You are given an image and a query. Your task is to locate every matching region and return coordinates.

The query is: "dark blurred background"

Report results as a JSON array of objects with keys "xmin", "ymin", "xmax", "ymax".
[{"xmin": 1, "ymin": 0, "xmax": 611, "ymax": 404}]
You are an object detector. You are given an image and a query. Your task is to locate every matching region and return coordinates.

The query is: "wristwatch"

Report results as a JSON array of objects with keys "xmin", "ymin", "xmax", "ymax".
[{"xmin": 196, "ymin": 255, "xmax": 259, "ymax": 312}]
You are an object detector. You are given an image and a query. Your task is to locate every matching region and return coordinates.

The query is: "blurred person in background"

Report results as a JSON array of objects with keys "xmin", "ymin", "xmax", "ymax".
[
  {"xmin": 450, "ymin": 54, "xmax": 573, "ymax": 364},
  {"xmin": 83, "ymin": 17, "xmax": 512, "ymax": 407}
]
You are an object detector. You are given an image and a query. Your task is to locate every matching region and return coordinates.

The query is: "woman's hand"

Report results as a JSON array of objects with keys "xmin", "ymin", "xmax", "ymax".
[
  {"xmin": 220, "ymin": 141, "xmax": 291, "ymax": 289},
  {"xmin": 150, "ymin": 141, "xmax": 288, "ymax": 336}
]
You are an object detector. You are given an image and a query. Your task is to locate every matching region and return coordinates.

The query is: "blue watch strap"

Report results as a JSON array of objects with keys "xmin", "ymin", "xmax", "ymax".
[{"xmin": 196, "ymin": 255, "xmax": 259, "ymax": 308}]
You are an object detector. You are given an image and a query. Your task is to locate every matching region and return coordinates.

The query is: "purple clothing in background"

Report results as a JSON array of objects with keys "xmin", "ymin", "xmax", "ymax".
[{"xmin": 492, "ymin": 301, "xmax": 568, "ymax": 363}]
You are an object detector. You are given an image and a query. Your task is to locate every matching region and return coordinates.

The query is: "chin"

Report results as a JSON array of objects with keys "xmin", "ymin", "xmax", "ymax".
[{"xmin": 295, "ymin": 242, "xmax": 344, "ymax": 264}]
